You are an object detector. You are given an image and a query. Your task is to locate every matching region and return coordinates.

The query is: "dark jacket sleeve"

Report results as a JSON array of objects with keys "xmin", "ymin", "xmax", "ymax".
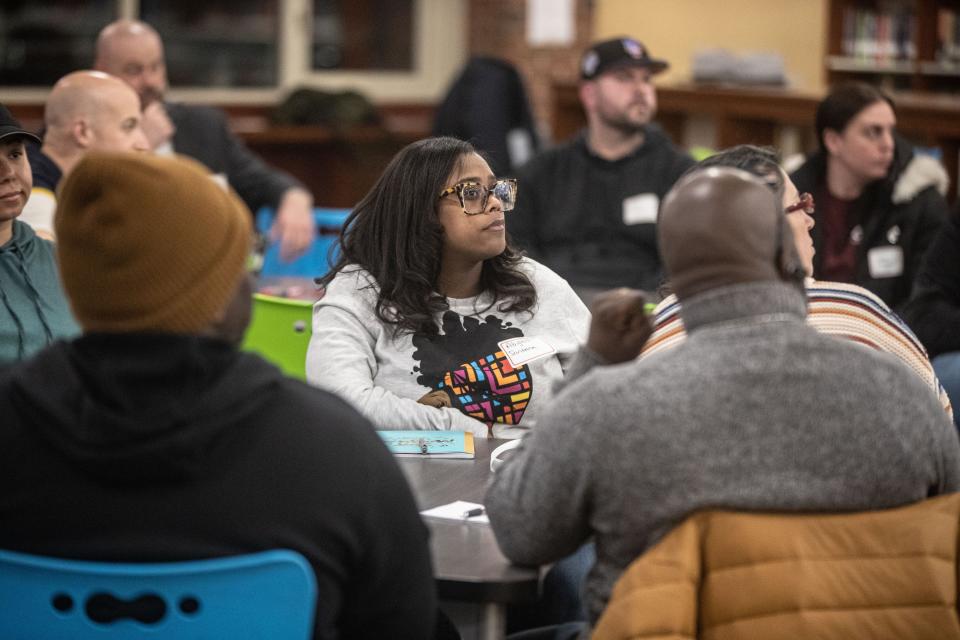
[
  {"xmin": 903, "ymin": 205, "xmax": 960, "ymax": 357},
  {"xmin": 338, "ymin": 426, "xmax": 437, "ymax": 640},
  {"xmin": 169, "ymin": 104, "xmax": 303, "ymax": 213},
  {"xmin": 508, "ymin": 154, "xmax": 548, "ymax": 257},
  {"xmin": 669, "ymin": 147, "xmax": 696, "ymax": 182},
  {"xmin": 904, "ymin": 187, "xmax": 950, "ymax": 304}
]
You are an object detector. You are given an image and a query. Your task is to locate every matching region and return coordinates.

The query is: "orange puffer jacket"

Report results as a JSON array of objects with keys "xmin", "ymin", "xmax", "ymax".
[{"xmin": 593, "ymin": 494, "xmax": 960, "ymax": 640}]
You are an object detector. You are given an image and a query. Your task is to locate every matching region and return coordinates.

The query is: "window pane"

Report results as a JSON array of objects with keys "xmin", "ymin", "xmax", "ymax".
[
  {"xmin": 0, "ymin": 0, "xmax": 116, "ymax": 86},
  {"xmin": 139, "ymin": 0, "xmax": 279, "ymax": 87},
  {"xmin": 312, "ymin": 0, "xmax": 414, "ymax": 71}
]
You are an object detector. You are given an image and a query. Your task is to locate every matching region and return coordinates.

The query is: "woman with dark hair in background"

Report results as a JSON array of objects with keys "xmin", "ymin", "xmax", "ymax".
[
  {"xmin": 307, "ymin": 136, "xmax": 589, "ymax": 438},
  {"xmin": 790, "ymin": 82, "xmax": 948, "ymax": 310}
]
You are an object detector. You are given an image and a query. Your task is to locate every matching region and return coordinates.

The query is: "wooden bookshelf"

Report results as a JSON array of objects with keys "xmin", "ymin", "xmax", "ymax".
[{"xmin": 826, "ymin": 0, "xmax": 960, "ymax": 92}]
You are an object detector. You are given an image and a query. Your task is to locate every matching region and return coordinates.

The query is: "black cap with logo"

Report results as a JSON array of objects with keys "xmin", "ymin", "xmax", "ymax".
[
  {"xmin": 0, "ymin": 104, "xmax": 41, "ymax": 145},
  {"xmin": 580, "ymin": 37, "xmax": 669, "ymax": 81}
]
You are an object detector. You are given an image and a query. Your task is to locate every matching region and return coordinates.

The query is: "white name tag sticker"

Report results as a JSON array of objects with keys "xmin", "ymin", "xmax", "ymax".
[
  {"xmin": 867, "ymin": 246, "xmax": 904, "ymax": 279},
  {"xmin": 498, "ymin": 337, "xmax": 556, "ymax": 368},
  {"xmin": 622, "ymin": 193, "xmax": 659, "ymax": 226}
]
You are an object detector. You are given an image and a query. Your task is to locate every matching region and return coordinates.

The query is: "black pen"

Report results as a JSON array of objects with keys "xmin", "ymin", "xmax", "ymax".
[{"xmin": 461, "ymin": 507, "xmax": 485, "ymax": 519}]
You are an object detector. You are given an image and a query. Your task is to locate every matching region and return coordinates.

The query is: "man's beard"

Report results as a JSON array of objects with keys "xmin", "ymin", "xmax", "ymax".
[{"xmin": 597, "ymin": 108, "xmax": 648, "ymax": 136}]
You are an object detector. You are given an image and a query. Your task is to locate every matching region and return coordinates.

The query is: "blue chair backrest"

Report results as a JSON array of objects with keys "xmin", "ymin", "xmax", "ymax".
[
  {"xmin": 0, "ymin": 548, "xmax": 317, "ymax": 639},
  {"xmin": 256, "ymin": 207, "xmax": 351, "ymax": 279}
]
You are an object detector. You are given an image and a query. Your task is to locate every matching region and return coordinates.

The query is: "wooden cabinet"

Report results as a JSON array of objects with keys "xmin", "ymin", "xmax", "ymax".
[{"xmin": 826, "ymin": 0, "xmax": 960, "ymax": 92}]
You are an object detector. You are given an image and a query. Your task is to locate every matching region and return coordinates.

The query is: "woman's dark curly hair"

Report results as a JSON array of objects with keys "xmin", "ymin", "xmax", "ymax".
[{"xmin": 318, "ymin": 136, "xmax": 536, "ymax": 335}]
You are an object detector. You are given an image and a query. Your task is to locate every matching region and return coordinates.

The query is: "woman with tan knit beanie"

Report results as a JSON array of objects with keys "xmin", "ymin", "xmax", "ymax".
[{"xmin": 307, "ymin": 137, "xmax": 590, "ymax": 439}]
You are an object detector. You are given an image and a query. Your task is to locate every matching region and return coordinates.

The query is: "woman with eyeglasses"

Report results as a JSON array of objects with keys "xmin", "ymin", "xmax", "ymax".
[
  {"xmin": 643, "ymin": 145, "xmax": 951, "ymax": 416},
  {"xmin": 789, "ymin": 82, "xmax": 949, "ymax": 311},
  {"xmin": 306, "ymin": 136, "xmax": 590, "ymax": 437}
]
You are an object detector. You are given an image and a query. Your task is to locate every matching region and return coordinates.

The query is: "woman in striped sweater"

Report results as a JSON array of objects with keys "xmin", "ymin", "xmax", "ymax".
[{"xmin": 643, "ymin": 145, "xmax": 951, "ymax": 417}]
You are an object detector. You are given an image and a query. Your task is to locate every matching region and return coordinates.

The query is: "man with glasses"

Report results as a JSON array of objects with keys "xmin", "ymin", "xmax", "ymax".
[{"xmin": 509, "ymin": 37, "xmax": 694, "ymax": 303}]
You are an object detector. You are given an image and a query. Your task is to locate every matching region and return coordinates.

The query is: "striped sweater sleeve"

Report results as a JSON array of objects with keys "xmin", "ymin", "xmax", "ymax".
[
  {"xmin": 805, "ymin": 281, "xmax": 952, "ymax": 417},
  {"xmin": 640, "ymin": 283, "xmax": 953, "ymax": 418}
]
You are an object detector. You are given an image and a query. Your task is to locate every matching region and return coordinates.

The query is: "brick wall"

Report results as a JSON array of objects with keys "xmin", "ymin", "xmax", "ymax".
[{"xmin": 467, "ymin": 0, "xmax": 594, "ymax": 142}]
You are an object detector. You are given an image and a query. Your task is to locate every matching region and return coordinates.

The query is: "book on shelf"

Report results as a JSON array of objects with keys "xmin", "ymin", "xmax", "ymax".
[
  {"xmin": 937, "ymin": 8, "xmax": 960, "ymax": 64},
  {"xmin": 377, "ymin": 430, "xmax": 476, "ymax": 459},
  {"xmin": 841, "ymin": 6, "xmax": 915, "ymax": 63}
]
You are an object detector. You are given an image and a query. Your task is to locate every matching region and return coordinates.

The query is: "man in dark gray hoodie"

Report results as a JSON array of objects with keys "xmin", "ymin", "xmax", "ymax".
[
  {"xmin": 0, "ymin": 151, "xmax": 436, "ymax": 640},
  {"xmin": 485, "ymin": 167, "xmax": 960, "ymax": 627}
]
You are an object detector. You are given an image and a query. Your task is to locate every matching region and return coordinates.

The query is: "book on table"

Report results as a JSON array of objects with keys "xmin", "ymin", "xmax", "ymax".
[{"xmin": 377, "ymin": 430, "xmax": 475, "ymax": 459}]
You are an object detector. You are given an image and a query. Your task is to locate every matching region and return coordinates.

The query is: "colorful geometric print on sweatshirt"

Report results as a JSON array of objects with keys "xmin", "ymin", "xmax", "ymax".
[
  {"xmin": 307, "ymin": 258, "xmax": 590, "ymax": 438},
  {"xmin": 643, "ymin": 279, "xmax": 952, "ymax": 417},
  {"xmin": 412, "ymin": 312, "xmax": 533, "ymax": 427}
]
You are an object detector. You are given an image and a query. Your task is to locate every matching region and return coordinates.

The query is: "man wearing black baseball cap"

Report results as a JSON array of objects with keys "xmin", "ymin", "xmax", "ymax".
[
  {"xmin": 509, "ymin": 37, "xmax": 694, "ymax": 302},
  {"xmin": 0, "ymin": 104, "xmax": 79, "ymax": 365}
]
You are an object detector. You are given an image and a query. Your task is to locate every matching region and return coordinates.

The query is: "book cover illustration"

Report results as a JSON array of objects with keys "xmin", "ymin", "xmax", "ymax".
[{"xmin": 378, "ymin": 430, "xmax": 476, "ymax": 458}]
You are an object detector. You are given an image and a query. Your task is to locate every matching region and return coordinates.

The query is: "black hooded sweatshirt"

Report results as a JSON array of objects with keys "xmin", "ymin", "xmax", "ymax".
[
  {"xmin": 789, "ymin": 134, "xmax": 948, "ymax": 311},
  {"xmin": 0, "ymin": 333, "xmax": 436, "ymax": 640}
]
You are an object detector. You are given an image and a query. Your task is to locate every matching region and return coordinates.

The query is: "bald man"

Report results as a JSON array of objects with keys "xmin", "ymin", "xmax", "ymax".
[
  {"xmin": 20, "ymin": 71, "xmax": 149, "ymax": 239},
  {"xmin": 94, "ymin": 19, "xmax": 315, "ymax": 261},
  {"xmin": 485, "ymin": 167, "xmax": 960, "ymax": 628}
]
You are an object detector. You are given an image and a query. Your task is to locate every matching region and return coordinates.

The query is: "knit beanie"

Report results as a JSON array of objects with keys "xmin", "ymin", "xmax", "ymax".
[{"xmin": 55, "ymin": 152, "xmax": 252, "ymax": 334}]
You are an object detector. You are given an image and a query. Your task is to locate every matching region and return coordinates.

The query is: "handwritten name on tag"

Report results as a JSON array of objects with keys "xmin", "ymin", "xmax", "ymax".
[
  {"xmin": 498, "ymin": 337, "xmax": 556, "ymax": 368},
  {"xmin": 867, "ymin": 246, "xmax": 904, "ymax": 279},
  {"xmin": 622, "ymin": 193, "xmax": 659, "ymax": 225}
]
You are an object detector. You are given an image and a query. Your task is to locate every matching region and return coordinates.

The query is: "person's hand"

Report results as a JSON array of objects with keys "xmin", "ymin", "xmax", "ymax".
[
  {"xmin": 269, "ymin": 188, "xmax": 316, "ymax": 262},
  {"xmin": 141, "ymin": 101, "xmax": 176, "ymax": 150},
  {"xmin": 587, "ymin": 288, "xmax": 653, "ymax": 364},
  {"xmin": 417, "ymin": 390, "xmax": 453, "ymax": 409}
]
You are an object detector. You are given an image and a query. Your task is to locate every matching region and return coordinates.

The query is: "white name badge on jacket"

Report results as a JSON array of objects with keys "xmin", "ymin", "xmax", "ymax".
[
  {"xmin": 867, "ymin": 246, "xmax": 904, "ymax": 279},
  {"xmin": 498, "ymin": 337, "xmax": 556, "ymax": 368},
  {"xmin": 622, "ymin": 193, "xmax": 659, "ymax": 225}
]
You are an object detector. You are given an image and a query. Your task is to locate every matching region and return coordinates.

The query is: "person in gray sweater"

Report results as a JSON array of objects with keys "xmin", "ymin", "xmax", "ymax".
[{"xmin": 484, "ymin": 167, "xmax": 960, "ymax": 627}]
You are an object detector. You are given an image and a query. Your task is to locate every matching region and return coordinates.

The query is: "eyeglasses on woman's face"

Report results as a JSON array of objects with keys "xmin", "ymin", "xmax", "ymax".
[
  {"xmin": 438, "ymin": 179, "xmax": 518, "ymax": 215},
  {"xmin": 785, "ymin": 192, "xmax": 814, "ymax": 215}
]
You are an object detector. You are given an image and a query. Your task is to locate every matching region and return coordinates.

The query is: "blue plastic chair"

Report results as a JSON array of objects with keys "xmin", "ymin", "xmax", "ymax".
[
  {"xmin": 256, "ymin": 207, "xmax": 351, "ymax": 279},
  {"xmin": 0, "ymin": 548, "xmax": 317, "ymax": 639}
]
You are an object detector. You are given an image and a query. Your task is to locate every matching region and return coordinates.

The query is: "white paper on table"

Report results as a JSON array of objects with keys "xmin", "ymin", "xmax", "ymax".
[
  {"xmin": 526, "ymin": 0, "xmax": 574, "ymax": 46},
  {"xmin": 421, "ymin": 500, "xmax": 490, "ymax": 524}
]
